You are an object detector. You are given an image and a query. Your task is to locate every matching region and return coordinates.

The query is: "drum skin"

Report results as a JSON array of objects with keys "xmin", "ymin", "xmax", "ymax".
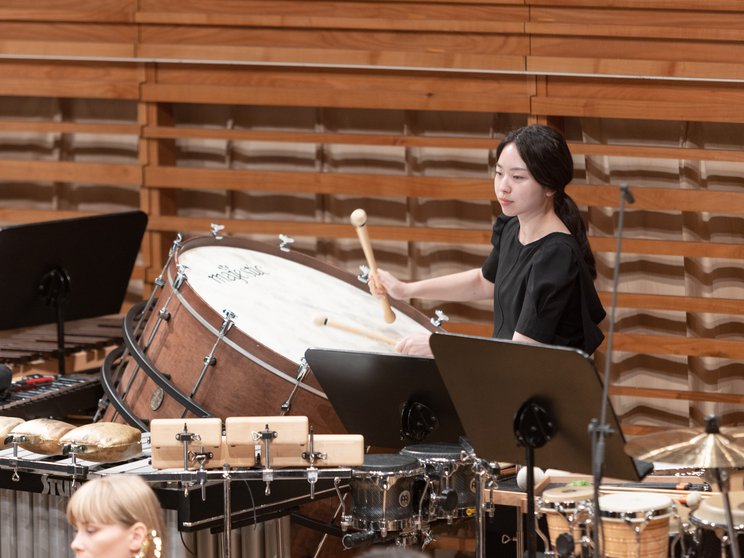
[{"xmin": 104, "ymin": 235, "xmax": 437, "ymax": 434}]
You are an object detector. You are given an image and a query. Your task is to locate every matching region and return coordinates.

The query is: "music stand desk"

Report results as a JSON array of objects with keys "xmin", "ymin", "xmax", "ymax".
[
  {"xmin": 304, "ymin": 348, "xmax": 465, "ymax": 450},
  {"xmin": 0, "ymin": 210, "xmax": 147, "ymax": 331},
  {"xmin": 429, "ymin": 332, "xmax": 644, "ymax": 482}
]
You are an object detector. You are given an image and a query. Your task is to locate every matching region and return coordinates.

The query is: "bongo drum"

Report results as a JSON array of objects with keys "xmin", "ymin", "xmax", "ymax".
[
  {"xmin": 690, "ymin": 492, "xmax": 744, "ymax": 558},
  {"xmin": 598, "ymin": 492, "xmax": 674, "ymax": 558},
  {"xmin": 399, "ymin": 442, "xmax": 475, "ymax": 523},
  {"xmin": 539, "ymin": 485, "xmax": 593, "ymax": 555},
  {"xmin": 344, "ymin": 453, "xmax": 425, "ymax": 535},
  {"xmin": 103, "ymin": 234, "xmax": 437, "ymax": 431}
]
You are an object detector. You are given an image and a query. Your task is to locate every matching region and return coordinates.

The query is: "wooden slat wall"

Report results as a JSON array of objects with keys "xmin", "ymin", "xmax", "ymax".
[{"xmin": 1, "ymin": 0, "xmax": 744, "ymax": 434}]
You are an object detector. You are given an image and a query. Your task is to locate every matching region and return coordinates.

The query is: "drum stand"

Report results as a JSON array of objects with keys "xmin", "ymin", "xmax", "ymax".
[{"xmin": 706, "ymin": 467, "xmax": 742, "ymax": 558}]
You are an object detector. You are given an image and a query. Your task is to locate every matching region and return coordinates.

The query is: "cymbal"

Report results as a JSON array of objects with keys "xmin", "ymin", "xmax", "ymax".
[{"xmin": 624, "ymin": 425, "xmax": 744, "ymax": 469}]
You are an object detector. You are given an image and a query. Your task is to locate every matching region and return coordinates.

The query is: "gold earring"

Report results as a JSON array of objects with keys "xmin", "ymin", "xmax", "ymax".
[{"xmin": 134, "ymin": 529, "xmax": 162, "ymax": 558}]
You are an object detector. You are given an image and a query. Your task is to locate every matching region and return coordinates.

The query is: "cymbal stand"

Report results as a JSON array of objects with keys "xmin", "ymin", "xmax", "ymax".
[{"xmin": 707, "ymin": 466, "xmax": 741, "ymax": 558}]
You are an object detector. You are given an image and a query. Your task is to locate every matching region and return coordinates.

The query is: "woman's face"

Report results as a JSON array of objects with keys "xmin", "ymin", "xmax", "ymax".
[
  {"xmin": 494, "ymin": 143, "xmax": 553, "ymax": 218},
  {"xmin": 70, "ymin": 521, "xmax": 138, "ymax": 558}
]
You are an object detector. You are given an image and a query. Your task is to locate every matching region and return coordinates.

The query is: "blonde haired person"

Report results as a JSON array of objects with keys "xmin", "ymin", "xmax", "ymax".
[{"xmin": 67, "ymin": 475, "xmax": 164, "ymax": 558}]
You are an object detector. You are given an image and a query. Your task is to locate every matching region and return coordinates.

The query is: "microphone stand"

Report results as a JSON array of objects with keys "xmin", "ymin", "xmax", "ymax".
[{"xmin": 589, "ymin": 182, "xmax": 634, "ymax": 558}]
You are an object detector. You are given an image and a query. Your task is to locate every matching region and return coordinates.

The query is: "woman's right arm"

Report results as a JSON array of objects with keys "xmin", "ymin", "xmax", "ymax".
[{"xmin": 374, "ymin": 267, "xmax": 493, "ymax": 302}]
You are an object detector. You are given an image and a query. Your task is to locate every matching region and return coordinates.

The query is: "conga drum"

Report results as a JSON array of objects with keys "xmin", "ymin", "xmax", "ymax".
[
  {"xmin": 102, "ymin": 233, "xmax": 438, "ymax": 432},
  {"xmin": 598, "ymin": 492, "xmax": 674, "ymax": 558},
  {"xmin": 690, "ymin": 492, "xmax": 744, "ymax": 558}
]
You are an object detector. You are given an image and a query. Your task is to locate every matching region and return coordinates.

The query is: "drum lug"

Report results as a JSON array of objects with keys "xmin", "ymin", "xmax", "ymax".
[
  {"xmin": 357, "ymin": 265, "xmax": 370, "ymax": 284},
  {"xmin": 210, "ymin": 223, "xmax": 225, "ymax": 240},
  {"xmin": 278, "ymin": 234, "xmax": 295, "ymax": 252},
  {"xmin": 430, "ymin": 309, "xmax": 449, "ymax": 327}
]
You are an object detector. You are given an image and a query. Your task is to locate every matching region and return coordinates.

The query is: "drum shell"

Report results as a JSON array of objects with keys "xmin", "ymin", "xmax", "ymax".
[
  {"xmin": 690, "ymin": 492, "xmax": 744, "ymax": 558},
  {"xmin": 598, "ymin": 492, "xmax": 673, "ymax": 558},
  {"xmin": 106, "ymin": 236, "xmax": 437, "ymax": 432},
  {"xmin": 348, "ymin": 454, "xmax": 424, "ymax": 533},
  {"xmin": 539, "ymin": 485, "xmax": 593, "ymax": 555},
  {"xmin": 400, "ymin": 442, "xmax": 476, "ymax": 521}
]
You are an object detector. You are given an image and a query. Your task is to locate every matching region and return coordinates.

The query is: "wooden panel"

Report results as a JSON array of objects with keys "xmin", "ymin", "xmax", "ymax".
[
  {"xmin": 0, "ymin": 0, "xmax": 136, "ymax": 22},
  {"xmin": 527, "ymin": 0, "xmax": 744, "ymax": 11},
  {"xmin": 569, "ymin": 184, "xmax": 744, "ymax": 215},
  {"xmin": 144, "ymin": 167, "xmax": 489, "ymax": 200},
  {"xmin": 533, "ymin": 77, "xmax": 744, "ymax": 122},
  {"xmin": 0, "ymin": 60, "xmax": 141, "ymax": 99},
  {"xmin": 137, "ymin": 25, "xmax": 526, "ymax": 71},
  {"xmin": 136, "ymin": 1, "xmax": 527, "ymax": 31},
  {"xmin": 602, "ymin": 293, "xmax": 744, "ymax": 316},
  {"xmin": 529, "ymin": 7, "xmax": 744, "ymax": 41},
  {"xmin": 0, "ymin": 161, "xmax": 141, "ymax": 186},
  {"xmin": 613, "ymin": 334, "xmax": 744, "ymax": 359},
  {"xmin": 142, "ymin": 66, "xmax": 532, "ymax": 112},
  {"xmin": 0, "ymin": 22, "xmax": 136, "ymax": 58}
]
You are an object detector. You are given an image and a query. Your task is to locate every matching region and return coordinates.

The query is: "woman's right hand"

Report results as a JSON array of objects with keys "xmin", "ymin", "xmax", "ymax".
[{"xmin": 370, "ymin": 269, "xmax": 409, "ymax": 300}]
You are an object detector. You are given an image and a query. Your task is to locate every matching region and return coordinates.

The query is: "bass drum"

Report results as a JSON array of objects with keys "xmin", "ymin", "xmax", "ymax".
[{"xmin": 102, "ymin": 234, "xmax": 438, "ymax": 433}]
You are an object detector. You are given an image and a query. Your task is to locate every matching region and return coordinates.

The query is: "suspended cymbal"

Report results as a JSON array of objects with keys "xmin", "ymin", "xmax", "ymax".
[{"xmin": 624, "ymin": 423, "xmax": 744, "ymax": 469}]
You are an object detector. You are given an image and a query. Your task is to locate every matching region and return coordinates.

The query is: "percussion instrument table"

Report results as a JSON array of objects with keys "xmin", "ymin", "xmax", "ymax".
[{"xmin": 0, "ymin": 441, "xmax": 350, "ymax": 533}]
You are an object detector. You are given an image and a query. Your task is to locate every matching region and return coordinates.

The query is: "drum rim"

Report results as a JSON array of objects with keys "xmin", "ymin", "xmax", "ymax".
[
  {"xmin": 169, "ymin": 235, "xmax": 440, "ymax": 399},
  {"xmin": 400, "ymin": 444, "xmax": 467, "ymax": 461},
  {"xmin": 542, "ymin": 485, "xmax": 595, "ymax": 503},
  {"xmin": 599, "ymin": 506, "xmax": 672, "ymax": 521}
]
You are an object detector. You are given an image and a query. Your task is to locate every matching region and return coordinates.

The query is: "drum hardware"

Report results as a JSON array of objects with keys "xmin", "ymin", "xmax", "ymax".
[
  {"xmin": 182, "ymin": 309, "xmax": 236, "ymax": 418},
  {"xmin": 539, "ymin": 485, "xmax": 594, "ymax": 557},
  {"xmin": 104, "ymin": 233, "xmax": 435, "ymax": 436},
  {"xmin": 211, "ymin": 223, "xmax": 225, "ymax": 240},
  {"xmin": 109, "ymin": 262, "xmax": 189, "ymax": 424},
  {"xmin": 624, "ymin": 415, "xmax": 744, "ymax": 558},
  {"xmin": 301, "ymin": 429, "xmax": 327, "ymax": 499},
  {"xmin": 280, "ymin": 358, "xmax": 310, "ymax": 415},
  {"xmin": 337, "ymin": 453, "xmax": 425, "ymax": 547},
  {"xmin": 430, "ymin": 309, "xmax": 449, "ymax": 327},
  {"xmin": 278, "ymin": 234, "xmax": 294, "ymax": 252},
  {"xmin": 689, "ymin": 492, "xmax": 744, "ymax": 558}
]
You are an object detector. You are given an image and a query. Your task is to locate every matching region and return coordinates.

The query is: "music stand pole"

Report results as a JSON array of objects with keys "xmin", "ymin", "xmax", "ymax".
[
  {"xmin": 39, "ymin": 266, "xmax": 71, "ymax": 375},
  {"xmin": 590, "ymin": 182, "xmax": 634, "ymax": 558},
  {"xmin": 515, "ymin": 399, "xmax": 554, "ymax": 558}
]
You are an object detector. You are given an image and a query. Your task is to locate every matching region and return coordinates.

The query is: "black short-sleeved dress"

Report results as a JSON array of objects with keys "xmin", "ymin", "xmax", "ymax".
[{"xmin": 481, "ymin": 215, "xmax": 606, "ymax": 355}]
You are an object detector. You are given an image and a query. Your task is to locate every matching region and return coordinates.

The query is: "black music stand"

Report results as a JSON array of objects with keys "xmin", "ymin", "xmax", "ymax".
[
  {"xmin": 304, "ymin": 348, "xmax": 465, "ymax": 449},
  {"xmin": 429, "ymin": 332, "xmax": 648, "ymax": 558},
  {"xmin": 0, "ymin": 211, "xmax": 147, "ymax": 374}
]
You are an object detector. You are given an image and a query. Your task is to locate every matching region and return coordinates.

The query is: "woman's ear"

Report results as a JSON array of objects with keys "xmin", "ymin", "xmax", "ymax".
[{"xmin": 128, "ymin": 522, "xmax": 148, "ymax": 554}]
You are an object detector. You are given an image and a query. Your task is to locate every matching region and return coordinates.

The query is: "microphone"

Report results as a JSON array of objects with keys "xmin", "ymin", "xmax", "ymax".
[
  {"xmin": 620, "ymin": 182, "xmax": 635, "ymax": 204},
  {"xmin": 590, "ymin": 180, "xmax": 634, "ymax": 558}
]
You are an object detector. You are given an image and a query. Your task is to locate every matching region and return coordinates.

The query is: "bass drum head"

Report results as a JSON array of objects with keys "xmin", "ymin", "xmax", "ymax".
[{"xmin": 105, "ymin": 235, "xmax": 437, "ymax": 434}]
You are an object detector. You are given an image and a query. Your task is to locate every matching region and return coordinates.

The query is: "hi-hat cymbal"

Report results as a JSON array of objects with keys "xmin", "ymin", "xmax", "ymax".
[{"xmin": 624, "ymin": 422, "xmax": 744, "ymax": 469}]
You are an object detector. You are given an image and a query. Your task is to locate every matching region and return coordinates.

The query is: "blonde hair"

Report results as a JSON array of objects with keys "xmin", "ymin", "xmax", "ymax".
[{"xmin": 67, "ymin": 475, "xmax": 165, "ymax": 554}]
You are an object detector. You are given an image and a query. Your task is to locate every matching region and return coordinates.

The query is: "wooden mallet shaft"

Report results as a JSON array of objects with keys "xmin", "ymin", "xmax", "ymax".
[
  {"xmin": 313, "ymin": 316, "xmax": 398, "ymax": 346},
  {"xmin": 350, "ymin": 208, "xmax": 396, "ymax": 323}
]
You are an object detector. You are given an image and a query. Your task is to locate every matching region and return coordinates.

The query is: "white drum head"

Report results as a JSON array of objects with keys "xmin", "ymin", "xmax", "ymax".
[
  {"xmin": 178, "ymin": 245, "xmax": 431, "ymax": 362},
  {"xmin": 691, "ymin": 492, "xmax": 744, "ymax": 530},
  {"xmin": 599, "ymin": 492, "xmax": 673, "ymax": 520},
  {"xmin": 543, "ymin": 485, "xmax": 594, "ymax": 503}
]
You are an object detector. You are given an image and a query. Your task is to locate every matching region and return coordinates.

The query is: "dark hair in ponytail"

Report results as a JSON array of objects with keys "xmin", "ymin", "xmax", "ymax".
[{"xmin": 496, "ymin": 125, "xmax": 597, "ymax": 278}]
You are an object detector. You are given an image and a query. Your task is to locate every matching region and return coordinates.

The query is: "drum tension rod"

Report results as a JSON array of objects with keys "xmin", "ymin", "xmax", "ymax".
[
  {"xmin": 301, "ymin": 429, "xmax": 327, "ymax": 500},
  {"xmin": 252, "ymin": 425, "xmax": 279, "ymax": 495},
  {"xmin": 280, "ymin": 359, "xmax": 310, "ymax": 416}
]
